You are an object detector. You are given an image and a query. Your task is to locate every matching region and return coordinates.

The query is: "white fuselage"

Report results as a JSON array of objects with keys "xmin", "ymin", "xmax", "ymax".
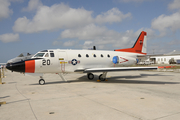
[{"xmin": 32, "ymin": 49, "xmax": 141, "ymax": 73}]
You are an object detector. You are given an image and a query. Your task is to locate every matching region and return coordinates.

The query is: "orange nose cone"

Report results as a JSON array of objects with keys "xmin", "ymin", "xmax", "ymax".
[{"xmin": 25, "ymin": 60, "xmax": 35, "ymax": 73}]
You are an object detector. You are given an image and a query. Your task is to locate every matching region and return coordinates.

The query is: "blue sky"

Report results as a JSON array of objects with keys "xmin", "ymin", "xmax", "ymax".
[{"xmin": 1, "ymin": 0, "xmax": 180, "ymax": 62}]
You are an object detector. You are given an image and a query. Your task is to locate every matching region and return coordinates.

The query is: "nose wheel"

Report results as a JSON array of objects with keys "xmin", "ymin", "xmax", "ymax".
[{"xmin": 39, "ymin": 79, "xmax": 45, "ymax": 85}]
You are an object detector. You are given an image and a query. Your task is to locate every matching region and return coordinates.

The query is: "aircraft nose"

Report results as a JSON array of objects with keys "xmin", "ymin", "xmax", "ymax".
[{"xmin": 6, "ymin": 61, "xmax": 25, "ymax": 72}]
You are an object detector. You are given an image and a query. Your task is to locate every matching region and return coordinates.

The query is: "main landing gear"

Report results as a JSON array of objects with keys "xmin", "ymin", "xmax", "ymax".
[
  {"xmin": 87, "ymin": 73, "xmax": 94, "ymax": 80},
  {"xmin": 87, "ymin": 72, "xmax": 107, "ymax": 81}
]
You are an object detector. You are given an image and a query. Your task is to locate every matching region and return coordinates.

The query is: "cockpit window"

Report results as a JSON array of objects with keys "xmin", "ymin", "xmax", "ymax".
[
  {"xmin": 50, "ymin": 53, "xmax": 54, "ymax": 57},
  {"xmin": 40, "ymin": 50, "xmax": 48, "ymax": 52},
  {"xmin": 45, "ymin": 53, "xmax": 49, "ymax": 57},
  {"xmin": 34, "ymin": 53, "xmax": 45, "ymax": 57}
]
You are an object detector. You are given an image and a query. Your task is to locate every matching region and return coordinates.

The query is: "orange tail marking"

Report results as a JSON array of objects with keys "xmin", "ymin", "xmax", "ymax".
[{"xmin": 115, "ymin": 31, "xmax": 147, "ymax": 55}]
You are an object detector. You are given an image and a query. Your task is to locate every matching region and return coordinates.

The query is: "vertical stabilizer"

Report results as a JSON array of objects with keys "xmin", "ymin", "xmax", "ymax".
[{"xmin": 115, "ymin": 31, "xmax": 147, "ymax": 55}]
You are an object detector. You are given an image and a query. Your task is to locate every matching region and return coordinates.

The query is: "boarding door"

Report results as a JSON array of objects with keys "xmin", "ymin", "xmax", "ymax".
[{"xmin": 58, "ymin": 51, "xmax": 68, "ymax": 73}]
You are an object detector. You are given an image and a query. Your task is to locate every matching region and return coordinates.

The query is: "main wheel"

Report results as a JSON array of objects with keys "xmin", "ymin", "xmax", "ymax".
[
  {"xmin": 87, "ymin": 73, "xmax": 94, "ymax": 80},
  {"xmin": 39, "ymin": 79, "xmax": 45, "ymax": 85},
  {"xmin": 99, "ymin": 74, "xmax": 105, "ymax": 81}
]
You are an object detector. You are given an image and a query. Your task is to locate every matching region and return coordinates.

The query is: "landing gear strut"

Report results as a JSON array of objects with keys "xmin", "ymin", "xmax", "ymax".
[{"xmin": 99, "ymin": 72, "xmax": 107, "ymax": 81}]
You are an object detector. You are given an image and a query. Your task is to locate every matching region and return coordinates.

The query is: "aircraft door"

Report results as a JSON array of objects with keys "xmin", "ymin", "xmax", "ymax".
[{"xmin": 58, "ymin": 51, "xmax": 68, "ymax": 72}]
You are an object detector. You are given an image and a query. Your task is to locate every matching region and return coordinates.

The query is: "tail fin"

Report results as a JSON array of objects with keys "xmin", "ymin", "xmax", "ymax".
[{"xmin": 115, "ymin": 31, "xmax": 147, "ymax": 55}]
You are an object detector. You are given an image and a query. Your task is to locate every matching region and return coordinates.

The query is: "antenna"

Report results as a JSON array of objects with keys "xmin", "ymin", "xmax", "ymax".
[{"xmin": 93, "ymin": 46, "xmax": 96, "ymax": 50}]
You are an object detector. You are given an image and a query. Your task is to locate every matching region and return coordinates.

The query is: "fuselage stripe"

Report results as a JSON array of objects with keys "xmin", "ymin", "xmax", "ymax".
[{"xmin": 25, "ymin": 60, "xmax": 35, "ymax": 73}]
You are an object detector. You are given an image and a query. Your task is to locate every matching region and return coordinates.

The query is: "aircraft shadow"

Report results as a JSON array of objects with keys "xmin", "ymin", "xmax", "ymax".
[
  {"xmin": 72, "ymin": 73, "xmax": 179, "ymax": 85},
  {"xmin": 29, "ymin": 73, "xmax": 178, "ymax": 85},
  {"xmin": 30, "ymin": 81, "xmax": 69, "ymax": 85},
  {"xmin": 0, "ymin": 96, "xmax": 10, "ymax": 99}
]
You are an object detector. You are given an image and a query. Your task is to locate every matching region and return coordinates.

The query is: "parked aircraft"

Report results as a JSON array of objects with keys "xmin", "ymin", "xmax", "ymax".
[
  {"xmin": 6, "ymin": 31, "xmax": 157, "ymax": 85},
  {"xmin": 7, "ymin": 53, "xmax": 34, "ymax": 64}
]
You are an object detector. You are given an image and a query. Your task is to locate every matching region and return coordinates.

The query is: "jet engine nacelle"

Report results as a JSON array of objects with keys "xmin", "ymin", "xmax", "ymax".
[{"xmin": 112, "ymin": 56, "xmax": 137, "ymax": 66}]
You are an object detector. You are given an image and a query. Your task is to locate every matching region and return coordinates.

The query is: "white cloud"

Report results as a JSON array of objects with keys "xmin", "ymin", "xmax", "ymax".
[
  {"xmin": 0, "ymin": 0, "xmax": 13, "ymax": 20},
  {"xmin": 52, "ymin": 41, "xmax": 62, "ymax": 46},
  {"xmin": 60, "ymin": 24, "xmax": 145, "ymax": 49},
  {"xmin": 61, "ymin": 24, "xmax": 109, "ymax": 40},
  {"xmin": 84, "ymin": 41, "xmax": 93, "ymax": 46},
  {"xmin": 13, "ymin": 3, "xmax": 93, "ymax": 33},
  {"xmin": 83, "ymin": 42, "xmax": 105, "ymax": 49},
  {"xmin": 22, "ymin": 0, "xmax": 43, "ymax": 12},
  {"xmin": 63, "ymin": 41, "xmax": 76, "ymax": 47},
  {"xmin": 151, "ymin": 12, "xmax": 180, "ymax": 36},
  {"xmin": 0, "ymin": 33, "xmax": 20, "ymax": 43},
  {"xmin": 168, "ymin": 0, "xmax": 180, "ymax": 10},
  {"xmin": 82, "ymin": 41, "xmax": 93, "ymax": 49},
  {"xmin": 151, "ymin": 0, "xmax": 180, "ymax": 36},
  {"xmin": 13, "ymin": 3, "xmax": 131, "ymax": 33},
  {"xmin": 95, "ymin": 8, "xmax": 131, "ymax": 24}
]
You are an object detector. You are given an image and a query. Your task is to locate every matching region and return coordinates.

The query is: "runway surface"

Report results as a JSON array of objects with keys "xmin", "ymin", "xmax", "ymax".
[{"xmin": 1, "ymin": 70, "xmax": 180, "ymax": 120}]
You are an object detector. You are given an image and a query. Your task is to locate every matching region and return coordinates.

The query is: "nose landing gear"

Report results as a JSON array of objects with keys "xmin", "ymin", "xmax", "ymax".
[
  {"xmin": 39, "ymin": 79, "xmax": 45, "ymax": 85},
  {"xmin": 39, "ymin": 76, "xmax": 45, "ymax": 85}
]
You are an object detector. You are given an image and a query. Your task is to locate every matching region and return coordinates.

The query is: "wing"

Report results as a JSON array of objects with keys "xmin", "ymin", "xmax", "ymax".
[{"xmin": 75, "ymin": 67, "xmax": 157, "ymax": 73}]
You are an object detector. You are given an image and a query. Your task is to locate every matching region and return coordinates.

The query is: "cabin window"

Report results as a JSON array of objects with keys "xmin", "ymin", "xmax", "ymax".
[
  {"xmin": 101, "ymin": 54, "xmax": 103, "ymax": 57},
  {"xmin": 78, "ymin": 54, "xmax": 81, "ymax": 57},
  {"xmin": 161, "ymin": 58, "xmax": 163, "ymax": 61},
  {"xmin": 45, "ymin": 53, "xmax": 49, "ymax": 57},
  {"xmin": 50, "ymin": 53, "xmax": 54, "ymax": 57},
  {"xmin": 164, "ymin": 58, "xmax": 166, "ymax": 61},
  {"xmin": 107, "ymin": 54, "xmax": 110, "ymax": 58},
  {"xmin": 49, "ymin": 51, "xmax": 54, "ymax": 52},
  {"xmin": 158, "ymin": 58, "xmax": 160, "ymax": 61},
  {"xmin": 94, "ymin": 54, "xmax": 96, "ymax": 57},
  {"xmin": 86, "ymin": 54, "xmax": 89, "ymax": 57}
]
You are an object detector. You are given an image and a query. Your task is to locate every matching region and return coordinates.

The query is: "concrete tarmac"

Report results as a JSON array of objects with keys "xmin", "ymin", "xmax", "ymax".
[{"xmin": 1, "ymin": 70, "xmax": 180, "ymax": 120}]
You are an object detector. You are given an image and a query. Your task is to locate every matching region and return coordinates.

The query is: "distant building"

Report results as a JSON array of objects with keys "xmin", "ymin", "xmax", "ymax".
[
  {"xmin": 138, "ymin": 50, "xmax": 180, "ymax": 64},
  {"xmin": 149, "ymin": 50, "xmax": 180, "ymax": 64}
]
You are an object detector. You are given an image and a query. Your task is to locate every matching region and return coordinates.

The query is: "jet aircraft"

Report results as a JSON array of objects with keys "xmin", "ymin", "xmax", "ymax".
[
  {"xmin": 6, "ymin": 31, "xmax": 157, "ymax": 85},
  {"xmin": 7, "ymin": 53, "xmax": 34, "ymax": 64}
]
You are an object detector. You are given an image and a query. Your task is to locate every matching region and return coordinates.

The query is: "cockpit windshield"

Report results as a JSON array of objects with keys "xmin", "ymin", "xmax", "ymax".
[
  {"xmin": 34, "ymin": 53, "xmax": 45, "ymax": 57},
  {"xmin": 33, "ymin": 50, "xmax": 54, "ymax": 58}
]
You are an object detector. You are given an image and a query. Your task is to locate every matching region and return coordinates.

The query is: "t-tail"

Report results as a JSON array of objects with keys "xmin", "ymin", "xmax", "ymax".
[{"xmin": 115, "ymin": 31, "xmax": 147, "ymax": 55}]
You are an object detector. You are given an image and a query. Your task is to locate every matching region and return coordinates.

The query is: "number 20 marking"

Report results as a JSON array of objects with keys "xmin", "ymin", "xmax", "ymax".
[{"xmin": 42, "ymin": 59, "xmax": 50, "ymax": 65}]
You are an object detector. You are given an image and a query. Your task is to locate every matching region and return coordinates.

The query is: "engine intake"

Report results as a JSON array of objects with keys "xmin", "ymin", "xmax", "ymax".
[{"xmin": 112, "ymin": 56, "xmax": 137, "ymax": 66}]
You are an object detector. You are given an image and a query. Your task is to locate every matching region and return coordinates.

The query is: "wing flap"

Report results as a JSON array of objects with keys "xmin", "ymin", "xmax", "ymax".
[{"xmin": 83, "ymin": 67, "xmax": 157, "ymax": 73}]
